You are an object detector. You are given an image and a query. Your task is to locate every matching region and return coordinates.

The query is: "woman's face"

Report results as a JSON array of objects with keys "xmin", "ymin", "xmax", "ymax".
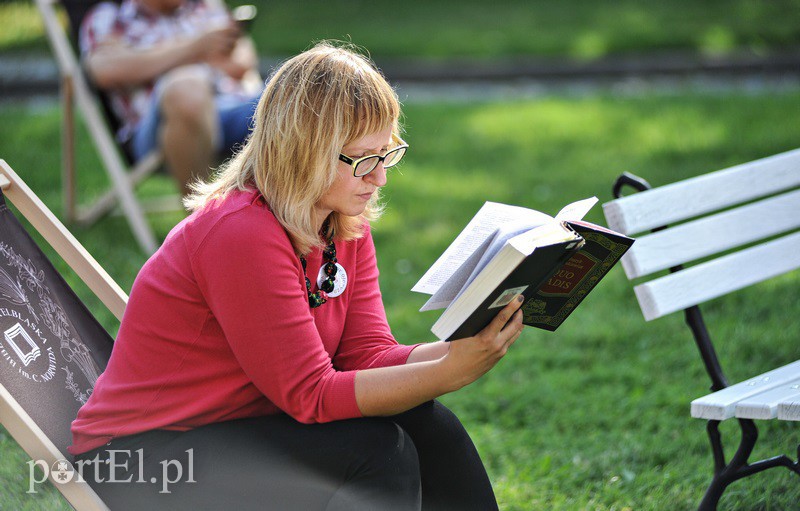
[{"xmin": 313, "ymin": 126, "xmax": 394, "ymax": 228}]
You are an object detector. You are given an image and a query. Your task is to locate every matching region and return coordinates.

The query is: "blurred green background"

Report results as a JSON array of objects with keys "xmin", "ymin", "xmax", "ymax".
[
  {"xmin": 3, "ymin": 0, "xmax": 800, "ymax": 59},
  {"xmin": 1, "ymin": 1, "xmax": 800, "ymax": 510}
]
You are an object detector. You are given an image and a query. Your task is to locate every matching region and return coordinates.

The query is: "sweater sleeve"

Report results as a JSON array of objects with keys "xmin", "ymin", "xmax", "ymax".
[
  {"xmin": 191, "ymin": 208, "xmax": 362, "ymax": 423},
  {"xmin": 333, "ymin": 225, "xmax": 421, "ymax": 371}
]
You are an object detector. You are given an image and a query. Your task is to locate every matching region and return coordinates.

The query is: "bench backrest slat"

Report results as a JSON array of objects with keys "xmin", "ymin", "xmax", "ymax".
[
  {"xmin": 633, "ymin": 230, "xmax": 800, "ymax": 321},
  {"xmin": 620, "ymin": 189, "xmax": 800, "ymax": 279},
  {"xmin": 603, "ymin": 148, "xmax": 800, "ymax": 323},
  {"xmin": 602, "ymin": 148, "xmax": 800, "ymax": 236}
]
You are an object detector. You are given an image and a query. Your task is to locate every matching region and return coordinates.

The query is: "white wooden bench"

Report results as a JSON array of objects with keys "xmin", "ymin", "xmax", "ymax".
[{"xmin": 602, "ymin": 148, "xmax": 800, "ymax": 510}]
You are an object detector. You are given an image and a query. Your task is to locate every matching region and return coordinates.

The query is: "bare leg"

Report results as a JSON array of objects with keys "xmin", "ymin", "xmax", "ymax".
[{"xmin": 157, "ymin": 66, "xmax": 219, "ymax": 197}]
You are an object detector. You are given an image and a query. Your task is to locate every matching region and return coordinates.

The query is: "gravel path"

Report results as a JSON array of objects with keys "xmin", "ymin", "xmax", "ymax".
[{"xmin": 2, "ymin": 50, "xmax": 799, "ymax": 106}]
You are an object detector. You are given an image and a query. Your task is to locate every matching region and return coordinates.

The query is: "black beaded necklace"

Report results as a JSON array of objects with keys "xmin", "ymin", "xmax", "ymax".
[{"xmin": 300, "ymin": 223, "xmax": 338, "ymax": 308}]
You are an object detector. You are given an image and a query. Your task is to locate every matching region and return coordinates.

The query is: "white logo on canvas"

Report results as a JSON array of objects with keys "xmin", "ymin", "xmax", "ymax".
[
  {"xmin": 4, "ymin": 322, "xmax": 40, "ymax": 366},
  {"xmin": 0, "ymin": 243, "xmax": 100, "ymax": 403},
  {"xmin": 0, "ymin": 310, "xmax": 57, "ymax": 383}
]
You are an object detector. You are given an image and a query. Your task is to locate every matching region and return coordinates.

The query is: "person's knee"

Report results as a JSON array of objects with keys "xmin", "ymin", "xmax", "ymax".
[
  {"xmin": 396, "ymin": 400, "xmax": 462, "ymax": 431},
  {"xmin": 357, "ymin": 420, "xmax": 419, "ymax": 476},
  {"xmin": 159, "ymin": 69, "xmax": 215, "ymax": 130},
  {"xmin": 329, "ymin": 420, "xmax": 421, "ymax": 511}
]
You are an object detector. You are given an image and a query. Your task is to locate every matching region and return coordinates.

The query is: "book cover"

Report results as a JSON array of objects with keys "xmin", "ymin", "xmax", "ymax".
[{"xmin": 520, "ymin": 221, "xmax": 634, "ymax": 331}]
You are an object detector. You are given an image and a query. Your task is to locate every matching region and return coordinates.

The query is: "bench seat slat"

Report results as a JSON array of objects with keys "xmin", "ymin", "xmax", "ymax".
[
  {"xmin": 777, "ymin": 397, "xmax": 800, "ymax": 421},
  {"xmin": 691, "ymin": 360, "xmax": 800, "ymax": 421},
  {"xmin": 620, "ymin": 189, "xmax": 800, "ymax": 279},
  {"xmin": 734, "ymin": 380, "xmax": 800, "ymax": 420},
  {"xmin": 602, "ymin": 148, "xmax": 800, "ymax": 236},
  {"xmin": 633, "ymin": 230, "xmax": 800, "ymax": 321}
]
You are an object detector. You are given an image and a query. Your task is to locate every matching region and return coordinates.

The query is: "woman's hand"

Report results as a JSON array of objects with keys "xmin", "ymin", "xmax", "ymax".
[
  {"xmin": 354, "ymin": 296, "xmax": 524, "ymax": 417},
  {"xmin": 194, "ymin": 22, "xmax": 241, "ymax": 62},
  {"xmin": 440, "ymin": 295, "xmax": 525, "ymax": 391}
]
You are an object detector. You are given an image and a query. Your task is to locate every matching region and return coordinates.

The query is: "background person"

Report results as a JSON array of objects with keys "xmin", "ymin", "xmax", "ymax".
[
  {"xmin": 69, "ymin": 42, "xmax": 524, "ymax": 510},
  {"xmin": 79, "ymin": 0, "xmax": 262, "ymax": 196}
]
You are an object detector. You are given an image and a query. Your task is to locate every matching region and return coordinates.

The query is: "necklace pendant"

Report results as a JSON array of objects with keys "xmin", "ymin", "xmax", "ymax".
[{"xmin": 317, "ymin": 262, "xmax": 347, "ymax": 298}]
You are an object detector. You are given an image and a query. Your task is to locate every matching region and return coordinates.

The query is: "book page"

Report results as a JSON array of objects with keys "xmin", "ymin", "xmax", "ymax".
[
  {"xmin": 461, "ymin": 219, "xmax": 540, "ymax": 291},
  {"xmin": 419, "ymin": 236, "xmax": 495, "ymax": 311},
  {"xmin": 420, "ymin": 218, "xmax": 541, "ymax": 311},
  {"xmin": 412, "ymin": 202, "xmax": 553, "ymax": 295},
  {"xmin": 567, "ymin": 219, "xmax": 624, "ymax": 235},
  {"xmin": 508, "ymin": 221, "xmax": 580, "ymax": 254},
  {"xmin": 555, "ymin": 196, "xmax": 598, "ymax": 221},
  {"xmin": 448, "ymin": 222, "xmax": 580, "ymax": 310}
]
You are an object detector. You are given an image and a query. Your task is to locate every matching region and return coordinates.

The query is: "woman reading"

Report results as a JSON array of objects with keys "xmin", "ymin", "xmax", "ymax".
[{"xmin": 69, "ymin": 41, "xmax": 524, "ymax": 510}]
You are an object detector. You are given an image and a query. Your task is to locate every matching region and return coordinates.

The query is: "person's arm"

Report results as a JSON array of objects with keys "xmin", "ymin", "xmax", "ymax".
[
  {"xmin": 355, "ymin": 297, "xmax": 524, "ymax": 417},
  {"xmin": 329, "ymin": 225, "xmax": 523, "ymax": 416},
  {"xmin": 332, "ymin": 225, "xmax": 505, "ymax": 369},
  {"xmin": 85, "ymin": 24, "xmax": 240, "ymax": 89},
  {"xmin": 209, "ymin": 33, "xmax": 260, "ymax": 83},
  {"xmin": 196, "ymin": 209, "xmax": 521, "ymax": 422},
  {"xmin": 201, "ymin": 0, "xmax": 260, "ymax": 84},
  {"xmin": 405, "ymin": 341, "xmax": 449, "ymax": 363}
]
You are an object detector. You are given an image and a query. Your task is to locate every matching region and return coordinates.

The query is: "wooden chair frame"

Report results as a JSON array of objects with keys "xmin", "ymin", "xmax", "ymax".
[
  {"xmin": 0, "ymin": 159, "xmax": 126, "ymax": 511},
  {"xmin": 36, "ymin": 0, "xmax": 178, "ymax": 255}
]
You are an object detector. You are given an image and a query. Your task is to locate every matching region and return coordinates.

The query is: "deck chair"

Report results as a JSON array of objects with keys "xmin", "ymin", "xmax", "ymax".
[
  {"xmin": 36, "ymin": 0, "xmax": 177, "ymax": 255},
  {"xmin": 0, "ymin": 159, "xmax": 127, "ymax": 510}
]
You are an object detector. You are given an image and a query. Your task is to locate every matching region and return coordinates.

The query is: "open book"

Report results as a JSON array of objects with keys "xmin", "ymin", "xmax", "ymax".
[{"xmin": 413, "ymin": 198, "xmax": 634, "ymax": 341}]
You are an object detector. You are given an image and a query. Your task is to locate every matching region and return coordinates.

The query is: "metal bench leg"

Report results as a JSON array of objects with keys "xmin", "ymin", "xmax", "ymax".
[
  {"xmin": 697, "ymin": 419, "xmax": 749, "ymax": 511},
  {"xmin": 698, "ymin": 475, "xmax": 728, "ymax": 511},
  {"xmin": 707, "ymin": 420, "xmax": 726, "ymax": 476},
  {"xmin": 698, "ymin": 419, "xmax": 800, "ymax": 511}
]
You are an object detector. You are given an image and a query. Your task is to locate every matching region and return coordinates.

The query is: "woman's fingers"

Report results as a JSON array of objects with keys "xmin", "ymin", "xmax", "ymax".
[
  {"xmin": 497, "ymin": 309, "xmax": 523, "ymax": 349},
  {"xmin": 444, "ymin": 297, "xmax": 525, "ymax": 389},
  {"xmin": 505, "ymin": 310, "xmax": 524, "ymax": 346},
  {"xmin": 484, "ymin": 295, "xmax": 524, "ymax": 338}
]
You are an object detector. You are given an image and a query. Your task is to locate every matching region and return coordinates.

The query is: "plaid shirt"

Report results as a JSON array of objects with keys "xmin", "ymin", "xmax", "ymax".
[{"xmin": 79, "ymin": 0, "xmax": 248, "ymax": 143}]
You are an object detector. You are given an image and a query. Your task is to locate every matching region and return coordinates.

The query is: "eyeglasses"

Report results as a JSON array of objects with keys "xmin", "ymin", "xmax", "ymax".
[{"xmin": 338, "ymin": 138, "xmax": 409, "ymax": 177}]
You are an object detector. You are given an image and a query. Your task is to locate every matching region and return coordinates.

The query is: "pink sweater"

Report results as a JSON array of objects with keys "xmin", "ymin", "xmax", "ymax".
[{"xmin": 69, "ymin": 189, "xmax": 418, "ymax": 455}]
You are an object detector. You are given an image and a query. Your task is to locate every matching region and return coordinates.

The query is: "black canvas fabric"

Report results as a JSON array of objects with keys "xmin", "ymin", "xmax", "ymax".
[
  {"xmin": 59, "ymin": 0, "xmax": 130, "ymax": 156},
  {"xmin": 0, "ymin": 191, "xmax": 113, "ymax": 453},
  {"xmin": 61, "ymin": 0, "xmax": 119, "ymax": 42}
]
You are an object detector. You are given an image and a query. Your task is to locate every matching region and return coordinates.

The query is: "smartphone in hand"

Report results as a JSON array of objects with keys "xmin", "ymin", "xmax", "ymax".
[{"xmin": 232, "ymin": 4, "xmax": 257, "ymax": 31}]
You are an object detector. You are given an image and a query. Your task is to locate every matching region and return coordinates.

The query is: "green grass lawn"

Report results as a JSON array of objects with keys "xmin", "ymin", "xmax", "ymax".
[
  {"xmin": 3, "ymin": 0, "xmax": 800, "ymax": 60},
  {"xmin": 1, "ymin": 89, "xmax": 800, "ymax": 509}
]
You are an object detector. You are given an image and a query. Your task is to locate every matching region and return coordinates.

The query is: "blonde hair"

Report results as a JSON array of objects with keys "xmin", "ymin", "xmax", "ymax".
[{"xmin": 184, "ymin": 41, "xmax": 402, "ymax": 255}]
